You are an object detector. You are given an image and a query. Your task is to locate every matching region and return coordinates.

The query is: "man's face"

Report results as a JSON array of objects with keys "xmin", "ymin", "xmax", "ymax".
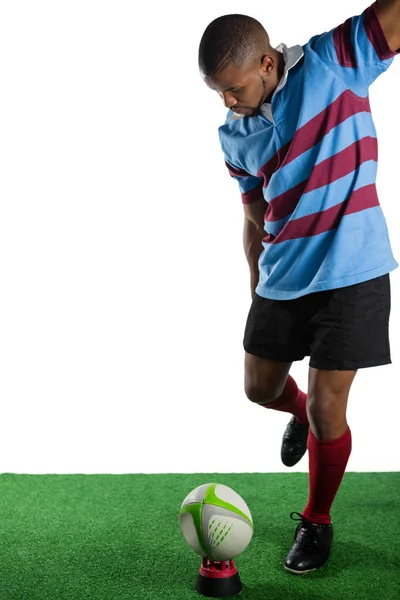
[{"xmin": 204, "ymin": 55, "xmax": 280, "ymax": 117}]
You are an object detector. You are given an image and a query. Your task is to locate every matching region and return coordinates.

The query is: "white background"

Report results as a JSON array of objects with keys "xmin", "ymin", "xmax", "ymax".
[{"xmin": 0, "ymin": 1, "xmax": 399, "ymax": 474}]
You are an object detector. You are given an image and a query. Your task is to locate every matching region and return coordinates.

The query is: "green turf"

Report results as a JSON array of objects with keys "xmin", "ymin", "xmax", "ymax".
[{"xmin": 0, "ymin": 472, "xmax": 399, "ymax": 599}]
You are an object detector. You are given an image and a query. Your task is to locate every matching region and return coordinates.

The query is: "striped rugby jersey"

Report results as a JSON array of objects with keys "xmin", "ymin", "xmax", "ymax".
[{"xmin": 219, "ymin": 1, "xmax": 399, "ymax": 300}]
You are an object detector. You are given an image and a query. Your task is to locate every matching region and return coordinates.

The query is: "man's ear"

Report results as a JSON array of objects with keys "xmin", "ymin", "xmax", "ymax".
[{"xmin": 259, "ymin": 54, "xmax": 275, "ymax": 75}]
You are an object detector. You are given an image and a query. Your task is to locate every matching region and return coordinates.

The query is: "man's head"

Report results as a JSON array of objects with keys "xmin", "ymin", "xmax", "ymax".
[{"xmin": 199, "ymin": 15, "xmax": 284, "ymax": 117}]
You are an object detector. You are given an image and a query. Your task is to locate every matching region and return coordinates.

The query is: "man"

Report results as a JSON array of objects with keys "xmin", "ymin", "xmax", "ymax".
[{"xmin": 198, "ymin": 1, "xmax": 399, "ymax": 575}]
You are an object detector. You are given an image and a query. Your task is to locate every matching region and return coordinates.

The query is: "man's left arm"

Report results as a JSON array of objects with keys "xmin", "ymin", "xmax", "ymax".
[{"xmin": 376, "ymin": 0, "xmax": 400, "ymax": 52}]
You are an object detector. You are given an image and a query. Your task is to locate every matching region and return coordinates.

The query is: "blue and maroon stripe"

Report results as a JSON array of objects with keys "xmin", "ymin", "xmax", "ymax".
[
  {"xmin": 333, "ymin": 18, "xmax": 357, "ymax": 67},
  {"xmin": 266, "ymin": 135, "xmax": 378, "ymax": 223},
  {"xmin": 264, "ymin": 183, "xmax": 379, "ymax": 244},
  {"xmin": 255, "ymin": 90, "xmax": 371, "ymax": 193}
]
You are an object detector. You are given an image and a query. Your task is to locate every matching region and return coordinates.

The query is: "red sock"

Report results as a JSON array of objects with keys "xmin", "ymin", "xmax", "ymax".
[
  {"xmin": 260, "ymin": 375, "xmax": 308, "ymax": 425},
  {"xmin": 302, "ymin": 427, "xmax": 352, "ymax": 524}
]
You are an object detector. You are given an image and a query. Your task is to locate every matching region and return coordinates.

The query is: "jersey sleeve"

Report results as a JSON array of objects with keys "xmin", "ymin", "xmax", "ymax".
[
  {"xmin": 224, "ymin": 160, "xmax": 264, "ymax": 205},
  {"xmin": 311, "ymin": 1, "xmax": 400, "ymax": 95}
]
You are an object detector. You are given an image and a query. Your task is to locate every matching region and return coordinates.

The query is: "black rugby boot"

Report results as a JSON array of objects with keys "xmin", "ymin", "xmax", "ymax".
[
  {"xmin": 284, "ymin": 512, "xmax": 333, "ymax": 575},
  {"xmin": 281, "ymin": 416, "xmax": 309, "ymax": 467}
]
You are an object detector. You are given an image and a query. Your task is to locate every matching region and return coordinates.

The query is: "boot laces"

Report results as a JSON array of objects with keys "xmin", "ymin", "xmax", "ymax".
[{"xmin": 290, "ymin": 512, "xmax": 327, "ymax": 552}]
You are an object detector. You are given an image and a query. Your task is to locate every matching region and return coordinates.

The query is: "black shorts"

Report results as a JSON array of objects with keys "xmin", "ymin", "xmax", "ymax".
[{"xmin": 243, "ymin": 274, "xmax": 392, "ymax": 370}]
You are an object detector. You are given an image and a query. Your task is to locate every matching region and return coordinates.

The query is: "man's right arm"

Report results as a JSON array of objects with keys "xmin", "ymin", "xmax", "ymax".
[
  {"xmin": 243, "ymin": 197, "xmax": 267, "ymax": 300},
  {"xmin": 311, "ymin": 1, "xmax": 399, "ymax": 95},
  {"xmin": 218, "ymin": 154, "xmax": 266, "ymax": 298}
]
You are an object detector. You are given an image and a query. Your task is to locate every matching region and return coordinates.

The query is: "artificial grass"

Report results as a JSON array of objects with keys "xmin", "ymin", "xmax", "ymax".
[{"xmin": 0, "ymin": 472, "xmax": 399, "ymax": 599}]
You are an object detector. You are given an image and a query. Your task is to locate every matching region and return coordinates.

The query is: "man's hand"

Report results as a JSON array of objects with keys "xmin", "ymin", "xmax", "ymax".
[{"xmin": 376, "ymin": 0, "xmax": 400, "ymax": 53}]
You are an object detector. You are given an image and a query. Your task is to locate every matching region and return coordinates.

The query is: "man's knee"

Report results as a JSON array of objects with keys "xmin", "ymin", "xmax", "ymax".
[
  {"xmin": 244, "ymin": 378, "xmax": 285, "ymax": 404},
  {"xmin": 307, "ymin": 368, "xmax": 356, "ymax": 421},
  {"xmin": 307, "ymin": 394, "xmax": 339, "ymax": 427},
  {"xmin": 244, "ymin": 353, "xmax": 291, "ymax": 404},
  {"xmin": 306, "ymin": 368, "xmax": 356, "ymax": 439},
  {"xmin": 307, "ymin": 394, "xmax": 349, "ymax": 439}
]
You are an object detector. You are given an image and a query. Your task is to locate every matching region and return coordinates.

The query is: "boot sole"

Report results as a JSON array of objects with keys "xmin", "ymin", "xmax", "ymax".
[{"xmin": 284, "ymin": 564, "xmax": 317, "ymax": 575}]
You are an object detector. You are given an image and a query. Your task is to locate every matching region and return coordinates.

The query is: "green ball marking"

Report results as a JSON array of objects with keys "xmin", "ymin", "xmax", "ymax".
[
  {"xmin": 215, "ymin": 524, "xmax": 233, "ymax": 548},
  {"xmin": 203, "ymin": 484, "xmax": 253, "ymax": 527},
  {"xmin": 179, "ymin": 502, "xmax": 208, "ymax": 555}
]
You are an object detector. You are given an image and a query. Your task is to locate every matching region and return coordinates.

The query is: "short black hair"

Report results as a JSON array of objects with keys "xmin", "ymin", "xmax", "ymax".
[{"xmin": 198, "ymin": 14, "xmax": 268, "ymax": 77}]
